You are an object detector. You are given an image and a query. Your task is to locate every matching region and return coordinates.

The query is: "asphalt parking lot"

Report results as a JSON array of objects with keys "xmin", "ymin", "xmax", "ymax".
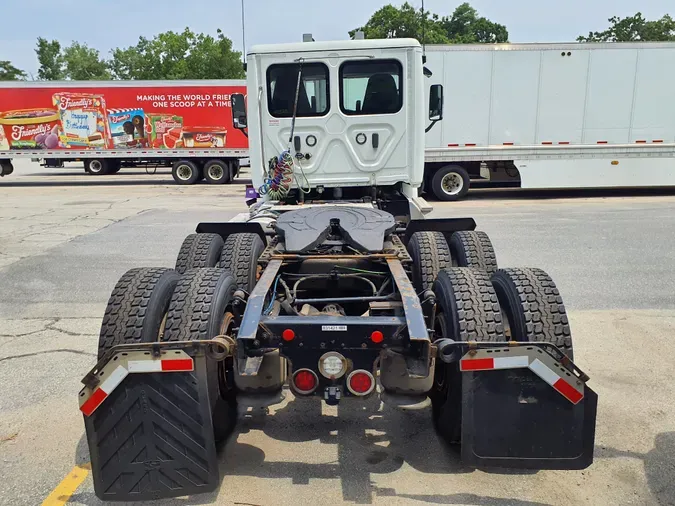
[{"xmin": 1, "ymin": 160, "xmax": 674, "ymax": 506}]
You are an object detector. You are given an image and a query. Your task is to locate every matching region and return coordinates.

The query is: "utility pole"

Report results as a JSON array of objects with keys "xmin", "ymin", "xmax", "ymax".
[{"xmin": 241, "ymin": 0, "xmax": 247, "ymax": 64}]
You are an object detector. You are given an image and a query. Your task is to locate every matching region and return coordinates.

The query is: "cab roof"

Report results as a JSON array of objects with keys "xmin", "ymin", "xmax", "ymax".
[{"xmin": 248, "ymin": 38, "xmax": 421, "ymax": 56}]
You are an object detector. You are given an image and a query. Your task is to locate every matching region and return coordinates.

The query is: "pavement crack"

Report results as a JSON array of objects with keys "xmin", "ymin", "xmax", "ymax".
[{"xmin": 0, "ymin": 349, "xmax": 96, "ymax": 362}]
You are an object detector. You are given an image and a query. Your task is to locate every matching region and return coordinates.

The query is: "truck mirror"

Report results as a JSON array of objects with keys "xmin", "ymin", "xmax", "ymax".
[
  {"xmin": 232, "ymin": 93, "xmax": 247, "ymax": 129},
  {"xmin": 429, "ymin": 84, "xmax": 443, "ymax": 121}
]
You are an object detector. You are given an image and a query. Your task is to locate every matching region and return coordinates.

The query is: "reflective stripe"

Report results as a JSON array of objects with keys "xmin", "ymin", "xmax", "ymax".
[
  {"xmin": 128, "ymin": 360, "xmax": 162, "ymax": 373},
  {"xmin": 99, "ymin": 365, "xmax": 129, "ymax": 394},
  {"xmin": 529, "ymin": 358, "xmax": 583, "ymax": 404},
  {"xmin": 528, "ymin": 358, "xmax": 559, "ymax": 386},
  {"xmin": 162, "ymin": 358, "xmax": 193, "ymax": 371},
  {"xmin": 80, "ymin": 388, "xmax": 108, "ymax": 417},
  {"xmin": 493, "ymin": 355, "xmax": 530, "ymax": 369},
  {"xmin": 553, "ymin": 378, "xmax": 584, "ymax": 404}
]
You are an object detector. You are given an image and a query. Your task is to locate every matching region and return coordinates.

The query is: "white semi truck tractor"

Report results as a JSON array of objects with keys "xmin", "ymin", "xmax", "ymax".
[{"xmin": 78, "ymin": 38, "xmax": 597, "ymax": 501}]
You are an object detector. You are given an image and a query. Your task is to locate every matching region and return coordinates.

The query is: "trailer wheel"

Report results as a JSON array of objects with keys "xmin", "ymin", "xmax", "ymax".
[
  {"xmin": 449, "ymin": 231, "xmax": 498, "ymax": 274},
  {"xmin": 203, "ymin": 159, "xmax": 231, "ymax": 184},
  {"xmin": 491, "ymin": 268, "xmax": 573, "ymax": 359},
  {"xmin": 84, "ymin": 159, "xmax": 109, "ymax": 175},
  {"xmin": 107, "ymin": 160, "xmax": 122, "ymax": 174},
  {"xmin": 431, "ymin": 268, "xmax": 505, "ymax": 444},
  {"xmin": 175, "ymin": 233, "xmax": 224, "ymax": 275},
  {"xmin": 97, "ymin": 267, "xmax": 179, "ymax": 359},
  {"xmin": 172, "ymin": 160, "xmax": 201, "ymax": 185},
  {"xmin": 219, "ymin": 233, "xmax": 266, "ymax": 292},
  {"xmin": 163, "ymin": 268, "xmax": 239, "ymax": 441},
  {"xmin": 431, "ymin": 165, "xmax": 470, "ymax": 201},
  {"xmin": 407, "ymin": 231, "xmax": 452, "ymax": 293}
]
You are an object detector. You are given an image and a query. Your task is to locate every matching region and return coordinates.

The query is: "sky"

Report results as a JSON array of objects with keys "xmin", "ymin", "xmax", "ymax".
[{"xmin": 1, "ymin": 0, "xmax": 673, "ymax": 77}]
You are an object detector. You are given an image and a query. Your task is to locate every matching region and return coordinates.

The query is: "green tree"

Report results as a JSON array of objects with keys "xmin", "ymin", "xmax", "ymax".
[
  {"xmin": 350, "ymin": 2, "xmax": 508, "ymax": 44},
  {"xmin": 63, "ymin": 43, "xmax": 110, "ymax": 80},
  {"xmin": 441, "ymin": 3, "xmax": 509, "ymax": 43},
  {"xmin": 36, "ymin": 38, "xmax": 64, "ymax": 80},
  {"xmin": 0, "ymin": 60, "xmax": 27, "ymax": 81},
  {"xmin": 110, "ymin": 28, "xmax": 245, "ymax": 80},
  {"xmin": 578, "ymin": 13, "xmax": 675, "ymax": 42},
  {"xmin": 349, "ymin": 3, "xmax": 449, "ymax": 43}
]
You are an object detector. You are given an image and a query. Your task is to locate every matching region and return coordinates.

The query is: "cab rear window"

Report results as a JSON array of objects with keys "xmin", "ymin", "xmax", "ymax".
[
  {"xmin": 340, "ymin": 60, "xmax": 403, "ymax": 116},
  {"xmin": 267, "ymin": 63, "xmax": 330, "ymax": 118}
]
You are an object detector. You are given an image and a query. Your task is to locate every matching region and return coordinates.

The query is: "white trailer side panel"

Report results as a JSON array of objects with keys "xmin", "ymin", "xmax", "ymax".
[
  {"xmin": 536, "ymin": 50, "xmax": 589, "ymax": 144},
  {"xmin": 631, "ymin": 48, "xmax": 675, "ymax": 142},
  {"xmin": 582, "ymin": 49, "xmax": 637, "ymax": 144},
  {"xmin": 438, "ymin": 50, "xmax": 492, "ymax": 146},
  {"xmin": 489, "ymin": 50, "xmax": 540, "ymax": 145},
  {"xmin": 425, "ymin": 43, "xmax": 675, "ymax": 149}
]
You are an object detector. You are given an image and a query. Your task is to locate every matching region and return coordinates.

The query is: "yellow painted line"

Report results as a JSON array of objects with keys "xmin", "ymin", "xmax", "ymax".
[{"xmin": 41, "ymin": 463, "xmax": 91, "ymax": 506}]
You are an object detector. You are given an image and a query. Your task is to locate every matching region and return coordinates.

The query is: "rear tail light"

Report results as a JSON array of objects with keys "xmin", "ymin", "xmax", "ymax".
[
  {"xmin": 292, "ymin": 369, "xmax": 318, "ymax": 395},
  {"xmin": 347, "ymin": 370, "xmax": 375, "ymax": 396}
]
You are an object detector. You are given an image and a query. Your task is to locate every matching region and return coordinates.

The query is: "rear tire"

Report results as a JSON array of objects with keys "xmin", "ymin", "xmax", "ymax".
[
  {"xmin": 203, "ymin": 159, "xmax": 231, "ymax": 185},
  {"xmin": 85, "ymin": 158, "xmax": 110, "ymax": 175},
  {"xmin": 406, "ymin": 231, "xmax": 452, "ymax": 293},
  {"xmin": 219, "ymin": 233, "xmax": 266, "ymax": 292},
  {"xmin": 172, "ymin": 160, "xmax": 201, "ymax": 185},
  {"xmin": 449, "ymin": 231, "xmax": 498, "ymax": 274},
  {"xmin": 97, "ymin": 268, "xmax": 179, "ymax": 359},
  {"xmin": 163, "ymin": 268, "xmax": 239, "ymax": 442},
  {"xmin": 491, "ymin": 268, "xmax": 573, "ymax": 359},
  {"xmin": 175, "ymin": 233, "xmax": 224, "ymax": 274},
  {"xmin": 107, "ymin": 160, "xmax": 122, "ymax": 174},
  {"xmin": 431, "ymin": 165, "xmax": 470, "ymax": 201},
  {"xmin": 431, "ymin": 268, "xmax": 505, "ymax": 444}
]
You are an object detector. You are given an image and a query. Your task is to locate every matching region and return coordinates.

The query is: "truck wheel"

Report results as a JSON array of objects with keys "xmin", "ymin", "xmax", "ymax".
[
  {"xmin": 85, "ymin": 159, "xmax": 109, "ymax": 175},
  {"xmin": 431, "ymin": 165, "xmax": 470, "ymax": 201},
  {"xmin": 0, "ymin": 161, "xmax": 13, "ymax": 176},
  {"xmin": 449, "ymin": 231, "xmax": 498, "ymax": 274},
  {"xmin": 431, "ymin": 268, "xmax": 505, "ymax": 444},
  {"xmin": 175, "ymin": 233, "xmax": 224, "ymax": 275},
  {"xmin": 407, "ymin": 231, "xmax": 452, "ymax": 293},
  {"xmin": 163, "ymin": 268, "xmax": 239, "ymax": 442},
  {"xmin": 219, "ymin": 233, "xmax": 266, "ymax": 292},
  {"xmin": 203, "ymin": 159, "xmax": 231, "ymax": 185},
  {"xmin": 491, "ymin": 268, "xmax": 573, "ymax": 359},
  {"xmin": 97, "ymin": 267, "xmax": 179, "ymax": 359},
  {"xmin": 172, "ymin": 160, "xmax": 201, "ymax": 185},
  {"xmin": 107, "ymin": 160, "xmax": 122, "ymax": 174}
]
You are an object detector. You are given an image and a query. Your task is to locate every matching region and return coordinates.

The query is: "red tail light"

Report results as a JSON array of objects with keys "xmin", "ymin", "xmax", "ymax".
[
  {"xmin": 370, "ymin": 330, "xmax": 384, "ymax": 343},
  {"xmin": 347, "ymin": 370, "xmax": 375, "ymax": 396},
  {"xmin": 282, "ymin": 329, "xmax": 295, "ymax": 341},
  {"xmin": 292, "ymin": 369, "xmax": 318, "ymax": 394}
]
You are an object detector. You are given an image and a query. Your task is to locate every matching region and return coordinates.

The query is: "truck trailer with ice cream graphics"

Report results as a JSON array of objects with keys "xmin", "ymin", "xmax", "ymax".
[{"xmin": 0, "ymin": 80, "xmax": 248, "ymax": 184}]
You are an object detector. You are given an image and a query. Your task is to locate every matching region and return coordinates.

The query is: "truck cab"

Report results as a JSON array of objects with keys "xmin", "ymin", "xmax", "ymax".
[{"xmin": 233, "ymin": 38, "xmax": 437, "ymax": 214}]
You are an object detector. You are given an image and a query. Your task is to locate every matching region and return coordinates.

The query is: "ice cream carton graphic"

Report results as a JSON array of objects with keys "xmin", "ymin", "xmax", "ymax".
[
  {"xmin": 107, "ymin": 108, "xmax": 147, "ymax": 148},
  {"xmin": 145, "ymin": 113, "xmax": 184, "ymax": 149},
  {"xmin": 53, "ymin": 93, "xmax": 110, "ymax": 148}
]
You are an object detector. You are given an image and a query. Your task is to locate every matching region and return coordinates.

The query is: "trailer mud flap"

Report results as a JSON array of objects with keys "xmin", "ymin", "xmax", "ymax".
[
  {"xmin": 459, "ymin": 347, "xmax": 597, "ymax": 470},
  {"xmin": 80, "ymin": 348, "xmax": 220, "ymax": 501}
]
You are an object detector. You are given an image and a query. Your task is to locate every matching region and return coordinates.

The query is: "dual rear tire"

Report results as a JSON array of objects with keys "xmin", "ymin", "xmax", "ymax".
[
  {"xmin": 430, "ymin": 265, "xmax": 573, "ymax": 444},
  {"xmin": 172, "ymin": 159, "xmax": 233, "ymax": 185}
]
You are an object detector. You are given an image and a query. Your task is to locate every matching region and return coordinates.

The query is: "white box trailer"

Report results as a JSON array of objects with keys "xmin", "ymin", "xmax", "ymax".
[{"xmin": 422, "ymin": 42, "xmax": 675, "ymax": 200}]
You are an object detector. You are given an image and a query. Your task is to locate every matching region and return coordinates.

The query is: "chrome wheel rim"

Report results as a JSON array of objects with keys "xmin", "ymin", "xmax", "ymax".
[
  {"xmin": 89, "ymin": 160, "xmax": 103, "ymax": 173},
  {"xmin": 208, "ymin": 164, "xmax": 224, "ymax": 181},
  {"xmin": 176, "ymin": 165, "xmax": 193, "ymax": 181},
  {"xmin": 441, "ymin": 172, "xmax": 463, "ymax": 196}
]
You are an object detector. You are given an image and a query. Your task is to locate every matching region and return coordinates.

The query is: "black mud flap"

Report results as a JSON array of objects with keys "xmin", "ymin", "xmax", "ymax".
[
  {"xmin": 82, "ymin": 352, "xmax": 220, "ymax": 501},
  {"xmin": 460, "ymin": 348, "xmax": 598, "ymax": 470}
]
